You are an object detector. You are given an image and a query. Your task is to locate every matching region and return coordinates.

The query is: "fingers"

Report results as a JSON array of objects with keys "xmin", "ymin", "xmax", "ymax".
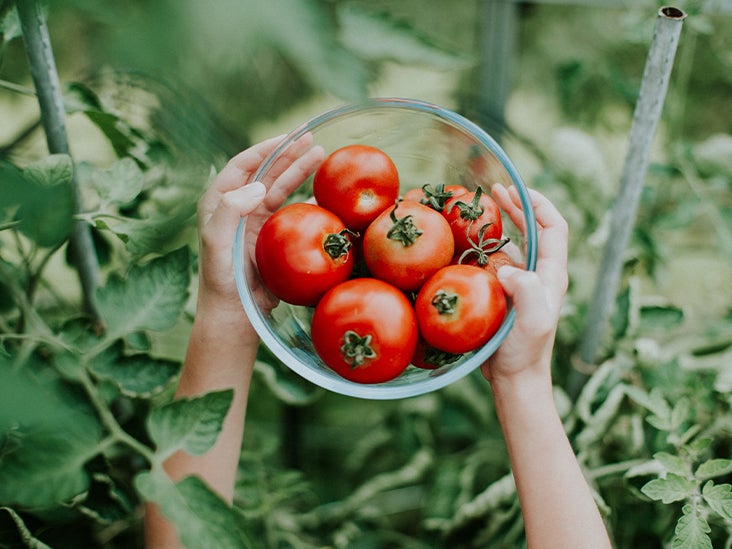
[
  {"xmin": 202, "ymin": 182, "xmax": 267, "ymax": 253},
  {"xmin": 264, "ymin": 144, "xmax": 325, "ymax": 210},
  {"xmin": 497, "ymin": 265, "xmax": 558, "ymax": 335}
]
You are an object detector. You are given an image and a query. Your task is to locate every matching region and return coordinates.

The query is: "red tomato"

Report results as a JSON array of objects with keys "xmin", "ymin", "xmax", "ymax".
[
  {"xmin": 454, "ymin": 234, "xmax": 514, "ymax": 276},
  {"xmin": 255, "ymin": 203, "xmax": 355, "ymax": 306},
  {"xmin": 443, "ymin": 186, "xmax": 503, "ymax": 254},
  {"xmin": 363, "ymin": 200, "xmax": 454, "ymax": 293},
  {"xmin": 415, "ymin": 264, "xmax": 507, "ymax": 355},
  {"xmin": 402, "ymin": 183, "xmax": 469, "ymax": 212},
  {"xmin": 410, "ymin": 338, "xmax": 463, "ymax": 370},
  {"xmin": 311, "ymin": 278, "xmax": 418, "ymax": 384},
  {"xmin": 313, "ymin": 144, "xmax": 400, "ymax": 232}
]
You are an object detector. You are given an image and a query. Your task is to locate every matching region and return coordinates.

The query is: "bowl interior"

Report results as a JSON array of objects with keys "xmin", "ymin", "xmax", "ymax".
[{"xmin": 234, "ymin": 98, "xmax": 537, "ymax": 400}]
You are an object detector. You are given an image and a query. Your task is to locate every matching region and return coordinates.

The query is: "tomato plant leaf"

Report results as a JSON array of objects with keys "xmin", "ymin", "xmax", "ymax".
[
  {"xmin": 0, "ymin": 366, "xmax": 103, "ymax": 509},
  {"xmin": 641, "ymin": 474, "xmax": 695, "ymax": 504},
  {"xmin": 92, "ymin": 157, "xmax": 144, "ymax": 207},
  {"xmin": 654, "ymin": 452, "xmax": 688, "ymax": 477},
  {"xmin": 97, "ymin": 208, "xmax": 196, "ymax": 257},
  {"xmin": 671, "ymin": 504, "xmax": 712, "ymax": 549},
  {"xmin": 90, "ymin": 353, "xmax": 181, "ymax": 398},
  {"xmin": 96, "ymin": 246, "xmax": 190, "ymax": 339},
  {"xmin": 696, "ymin": 459, "xmax": 732, "ymax": 480},
  {"xmin": 147, "ymin": 389, "xmax": 233, "ymax": 460},
  {"xmin": 0, "ymin": 507, "xmax": 53, "ymax": 549},
  {"xmin": 701, "ymin": 481, "xmax": 732, "ymax": 521},
  {"xmin": 135, "ymin": 470, "xmax": 246, "ymax": 549},
  {"xmin": 0, "ymin": 155, "xmax": 76, "ymax": 248}
]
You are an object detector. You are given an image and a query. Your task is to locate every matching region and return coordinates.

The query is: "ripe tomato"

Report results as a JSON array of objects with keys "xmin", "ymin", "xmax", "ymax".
[
  {"xmin": 443, "ymin": 186, "xmax": 503, "ymax": 254},
  {"xmin": 363, "ymin": 200, "xmax": 454, "ymax": 293},
  {"xmin": 255, "ymin": 203, "xmax": 355, "ymax": 306},
  {"xmin": 454, "ymin": 230, "xmax": 513, "ymax": 276},
  {"xmin": 311, "ymin": 278, "xmax": 418, "ymax": 384},
  {"xmin": 402, "ymin": 183, "xmax": 469, "ymax": 212},
  {"xmin": 415, "ymin": 264, "xmax": 507, "ymax": 355},
  {"xmin": 313, "ymin": 144, "xmax": 400, "ymax": 232}
]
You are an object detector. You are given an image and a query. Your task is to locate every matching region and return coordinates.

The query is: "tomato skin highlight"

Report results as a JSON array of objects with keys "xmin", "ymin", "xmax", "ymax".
[
  {"xmin": 363, "ymin": 201, "xmax": 454, "ymax": 293},
  {"xmin": 311, "ymin": 278, "xmax": 418, "ymax": 384},
  {"xmin": 443, "ymin": 187, "xmax": 503, "ymax": 254},
  {"xmin": 255, "ymin": 203, "xmax": 354, "ymax": 306},
  {"xmin": 415, "ymin": 264, "xmax": 507, "ymax": 355},
  {"xmin": 313, "ymin": 144, "xmax": 400, "ymax": 232}
]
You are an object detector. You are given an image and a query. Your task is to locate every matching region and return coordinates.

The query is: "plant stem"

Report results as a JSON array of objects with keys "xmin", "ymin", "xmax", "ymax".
[
  {"xmin": 16, "ymin": 0, "xmax": 102, "ymax": 327},
  {"xmin": 573, "ymin": 7, "xmax": 687, "ymax": 394}
]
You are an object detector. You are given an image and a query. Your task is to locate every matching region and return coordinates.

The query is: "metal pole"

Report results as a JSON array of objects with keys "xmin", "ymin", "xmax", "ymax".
[{"xmin": 574, "ymin": 7, "xmax": 687, "ymax": 386}]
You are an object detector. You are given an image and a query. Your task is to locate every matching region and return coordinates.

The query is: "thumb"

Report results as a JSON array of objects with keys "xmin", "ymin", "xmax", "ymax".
[
  {"xmin": 206, "ymin": 181, "xmax": 266, "ymax": 233},
  {"xmin": 496, "ymin": 265, "xmax": 545, "ymax": 311}
]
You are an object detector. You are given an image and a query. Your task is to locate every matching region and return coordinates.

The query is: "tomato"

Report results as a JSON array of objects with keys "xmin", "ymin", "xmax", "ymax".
[
  {"xmin": 415, "ymin": 264, "xmax": 507, "ymax": 355},
  {"xmin": 363, "ymin": 200, "xmax": 454, "ymax": 293},
  {"xmin": 313, "ymin": 144, "xmax": 400, "ymax": 232},
  {"xmin": 311, "ymin": 278, "xmax": 418, "ymax": 384},
  {"xmin": 454, "ymin": 230, "xmax": 513, "ymax": 276},
  {"xmin": 443, "ymin": 186, "xmax": 503, "ymax": 254},
  {"xmin": 411, "ymin": 337, "xmax": 463, "ymax": 370},
  {"xmin": 255, "ymin": 203, "xmax": 355, "ymax": 306},
  {"xmin": 402, "ymin": 183, "xmax": 469, "ymax": 212}
]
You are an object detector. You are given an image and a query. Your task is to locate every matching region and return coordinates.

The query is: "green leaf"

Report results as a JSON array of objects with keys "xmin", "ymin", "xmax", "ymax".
[
  {"xmin": 672, "ymin": 504, "xmax": 712, "ymax": 549},
  {"xmin": 696, "ymin": 459, "xmax": 732, "ymax": 480},
  {"xmin": 0, "ymin": 155, "xmax": 75, "ymax": 248},
  {"xmin": 135, "ymin": 470, "xmax": 245, "ymax": 549},
  {"xmin": 99, "ymin": 209, "xmax": 195, "ymax": 256},
  {"xmin": 92, "ymin": 157, "xmax": 144, "ymax": 206},
  {"xmin": 654, "ymin": 452, "xmax": 688, "ymax": 477},
  {"xmin": 0, "ymin": 2, "xmax": 22, "ymax": 44},
  {"xmin": 0, "ymin": 367, "xmax": 103, "ymax": 508},
  {"xmin": 0, "ymin": 507, "xmax": 53, "ymax": 549},
  {"xmin": 702, "ymin": 481, "xmax": 732, "ymax": 521},
  {"xmin": 90, "ymin": 353, "xmax": 181, "ymax": 398},
  {"xmin": 147, "ymin": 389, "xmax": 233, "ymax": 460},
  {"xmin": 96, "ymin": 246, "xmax": 191, "ymax": 338},
  {"xmin": 639, "ymin": 305, "xmax": 685, "ymax": 332},
  {"xmin": 337, "ymin": 5, "xmax": 471, "ymax": 69},
  {"xmin": 641, "ymin": 474, "xmax": 695, "ymax": 504}
]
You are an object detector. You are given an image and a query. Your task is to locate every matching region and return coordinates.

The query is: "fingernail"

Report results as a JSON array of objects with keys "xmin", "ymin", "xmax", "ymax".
[
  {"xmin": 245, "ymin": 181, "xmax": 266, "ymax": 199},
  {"xmin": 496, "ymin": 265, "xmax": 517, "ymax": 282}
]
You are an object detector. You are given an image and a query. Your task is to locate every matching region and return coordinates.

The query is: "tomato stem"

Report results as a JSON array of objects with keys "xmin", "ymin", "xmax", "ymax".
[
  {"xmin": 341, "ymin": 330, "xmax": 377, "ymax": 368},
  {"xmin": 431, "ymin": 290, "xmax": 458, "ymax": 315},
  {"xmin": 323, "ymin": 229, "xmax": 358, "ymax": 259},
  {"xmin": 457, "ymin": 224, "xmax": 510, "ymax": 266},
  {"xmin": 419, "ymin": 183, "xmax": 456, "ymax": 212},
  {"xmin": 387, "ymin": 202, "xmax": 423, "ymax": 247},
  {"xmin": 424, "ymin": 346, "xmax": 463, "ymax": 367},
  {"xmin": 447, "ymin": 185, "xmax": 485, "ymax": 221}
]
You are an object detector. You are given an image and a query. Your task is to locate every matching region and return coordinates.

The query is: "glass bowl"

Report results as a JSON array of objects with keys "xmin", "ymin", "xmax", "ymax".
[{"xmin": 234, "ymin": 98, "xmax": 538, "ymax": 400}]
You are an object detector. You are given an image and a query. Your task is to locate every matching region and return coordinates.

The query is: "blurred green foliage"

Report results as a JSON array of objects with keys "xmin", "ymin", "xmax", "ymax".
[{"xmin": 2, "ymin": 0, "xmax": 732, "ymax": 547}]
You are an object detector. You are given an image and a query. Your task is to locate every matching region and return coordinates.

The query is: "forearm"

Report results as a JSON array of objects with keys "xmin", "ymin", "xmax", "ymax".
[{"xmin": 491, "ymin": 370, "xmax": 611, "ymax": 549}]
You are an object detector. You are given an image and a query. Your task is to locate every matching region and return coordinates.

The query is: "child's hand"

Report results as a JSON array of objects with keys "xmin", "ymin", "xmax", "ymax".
[
  {"xmin": 196, "ymin": 134, "xmax": 325, "ymax": 328},
  {"xmin": 481, "ymin": 184, "xmax": 569, "ymax": 386}
]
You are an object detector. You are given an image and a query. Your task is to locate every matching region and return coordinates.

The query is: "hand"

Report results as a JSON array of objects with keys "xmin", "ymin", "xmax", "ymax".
[
  {"xmin": 195, "ymin": 134, "xmax": 325, "ymax": 326},
  {"xmin": 481, "ymin": 183, "xmax": 569, "ymax": 385}
]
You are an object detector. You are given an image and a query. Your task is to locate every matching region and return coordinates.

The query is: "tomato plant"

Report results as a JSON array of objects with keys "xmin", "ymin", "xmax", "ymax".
[
  {"xmin": 415, "ymin": 264, "xmax": 507, "ymax": 354},
  {"xmin": 402, "ymin": 183, "xmax": 469, "ymax": 211},
  {"xmin": 311, "ymin": 278, "xmax": 418, "ymax": 384},
  {"xmin": 443, "ymin": 186, "xmax": 503, "ymax": 254},
  {"xmin": 313, "ymin": 144, "xmax": 400, "ymax": 232},
  {"xmin": 363, "ymin": 200, "xmax": 454, "ymax": 292},
  {"xmin": 255, "ymin": 202, "xmax": 355, "ymax": 306}
]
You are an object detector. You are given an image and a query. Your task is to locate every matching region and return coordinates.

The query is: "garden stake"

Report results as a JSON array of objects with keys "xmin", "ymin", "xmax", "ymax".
[
  {"xmin": 573, "ymin": 6, "xmax": 687, "ymax": 395},
  {"xmin": 16, "ymin": 0, "xmax": 102, "ymax": 327}
]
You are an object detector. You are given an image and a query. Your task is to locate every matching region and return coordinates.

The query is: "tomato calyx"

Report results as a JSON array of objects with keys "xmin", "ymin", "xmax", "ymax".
[
  {"xmin": 323, "ymin": 229, "xmax": 359, "ymax": 259},
  {"xmin": 341, "ymin": 330, "xmax": 377, "ymax": 368},
  {"xmin": 447, "ymin": 185, "xmax": 486, "ymax": 221},
  {"xmin": 431, "ymin": 290, "xmax": 459, "ymax": 315},
  {"xmin": 418, "ymin": 183, "xmax": 457, "ymax": 212},
  {"xmin": 423, "ymin": 346, "xmax": 463, "ymax": 368},
  {"xmin": 457, "ymin": 223, "xmax": 510, "ymax": 267},
  {"xmin": 386, "ymin": 202, "xmax": 423, "ymax": 247}
]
